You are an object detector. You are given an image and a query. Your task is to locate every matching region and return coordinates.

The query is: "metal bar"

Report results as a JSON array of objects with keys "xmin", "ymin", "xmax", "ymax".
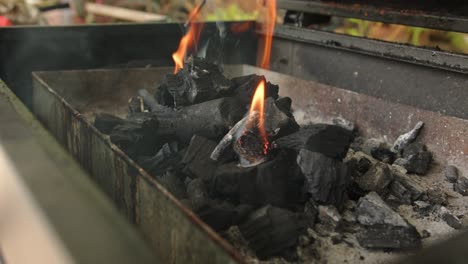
[{"xmin": 277, "ymin": 0, "xmax": 468, "ymax": 33}]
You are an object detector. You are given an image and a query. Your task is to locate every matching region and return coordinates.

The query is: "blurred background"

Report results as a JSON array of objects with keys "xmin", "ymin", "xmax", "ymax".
[{"xmin": 1, "ymin": 0, "xmax": 468, "ymax": 54}]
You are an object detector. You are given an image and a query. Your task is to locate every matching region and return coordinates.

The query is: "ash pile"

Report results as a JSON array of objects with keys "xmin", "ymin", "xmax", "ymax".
[{"xmin": 93, "ymin": 58, "xmax": 467, "ymax": 262}]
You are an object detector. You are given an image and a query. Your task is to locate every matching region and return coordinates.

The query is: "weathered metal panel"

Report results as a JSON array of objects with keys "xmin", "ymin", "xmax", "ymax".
[{"xmin": 31, "ymin": 66, "xmax": 468, "ymax": 263}]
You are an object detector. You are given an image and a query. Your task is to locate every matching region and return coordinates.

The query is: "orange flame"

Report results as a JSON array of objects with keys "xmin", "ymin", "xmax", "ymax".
[
  {"xmin": 248, "ymin": 80, "xmax": 268, "ymax": 153},
  {"xmin": 172, "ymin": 10, "xmax": 204, "ymax": 73},
  {"xmin": 259, "ymin": 0, "xmax": 276, "ymax": 69}
]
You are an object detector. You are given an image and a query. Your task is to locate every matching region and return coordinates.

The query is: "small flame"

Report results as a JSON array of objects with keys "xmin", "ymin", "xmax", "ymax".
[
  {"xmin": 259, "ymin": 0, "xmax": 276, "ymax": 69},
  {"xmin": 172, "ymin": 9, "xmax": 204, "ymax": 73},
  {"xmin": 247, "ymin": 80, "xmax": 269, "ymax": 154}
]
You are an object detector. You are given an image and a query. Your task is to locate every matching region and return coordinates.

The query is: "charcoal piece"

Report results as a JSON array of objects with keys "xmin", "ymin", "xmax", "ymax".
[
  {"xmin": 357, "ymin": 224, "xmax": 421, "ymax": 250},
  {"xmin": 163, "ymin": 69, "xmax": 191, "ymax": 106},
  {"xmin": 239, "ymin": 206, "xmax": 307, "ymax": 260},
  {"xmin": 426, "ymin": 188, "xmax": 448, "ymax": 205},
  {"xmin": 371, "ymin": 147, "xmax": 396, "ymax": 164},
  {"xmin": 304, "ymin": 199, "xmax": 319, "ymax": 227},
  {"xmin": 357, "ymin": 192, "xmax": 408, "ymax": 227},
  {"xmin": 94, "ymin": 113, "xmax": 125, "ymax": 134},
  {"xmin": 391, "ymin": 167, "xmax": 424, "ymax": 201},
  {"xmin": 109, "ymin": 112, "xmax": 160, "ymax": 158},
  {"xmin": 389, "ymin": 180, "xmax": 412, "ymax": 205},
  {"xmin": 154, "ymin": 83, "xmax": 173, "ymax": 106},
  {"xmin": 212, "ymin": 151, "xmax": 303, "ymax": 207},
  {"xmin": 361, "ymin": 138, "xmax": 386, "ymax": 156},
  {"xmin": 356, "ymin": 192, "xmax": 421, "ymax": 249},
  {"xmin": 275, "ymin": 97, "xmax": 292, "ymax": 114},
  {"xmin": 181, "ymin": 135, "xmax": 219, "ymax": 180},
  {"xmin": 413, "ymin": 201, "xmax": 432, "ymax": 216},
  {"xmin": 137, "ymin": 89, "xmax": 168, "ymax": 112},
  {"xmin": 317, "ymin": 205, "xmax": 342, "ymax": 232},
  {"xmin": 187, "ymin": 178, "xmax": 209, "ymax": 210},
  {"xmin": 297, "ymin": 150, "xmax": 350, "ymax": 210},
  {"xmin": 264, "ymin": 97, "xmax": 299, "ymax": 138},
  {"xmin": 454, "ymin": 176, "xmax": 468, "ymax": 196},
  {"xmin": 196, "ymin": 201, "xmax": 253, "ymax": 232},
  {"xmin": 274, "ymin": 124, "xmax": 354, "ymax": 159},
  {"xmin": 391, "ymin": 121, "xmax": 424, "ymax": 153},
  {"xmin": 444, "ymin": 165, "xmax": 459, "ymax": 183},
  {"xmin": 157, "ymin": 168, "xmax": 187, "ymax": 199},
  {"xmin": 152, "ymin": 97, "xmax": 246, "ymax": 144},
  {"xmin": 354, "ymin": 162, "xmax": 393, "ymax": 195},
  {"xmin": 128, "ymin": 96, "xmax": 148, "ymax": 113},
  {"xmin": 401, "ymin": 142, "xmax": 432, "ymax": 175},
  {"xmin": 139, "ymin": 142, "xmax": 181, "ymax": 177},
  {"xmin": 440, "ymin": 207, "xmax": 462, "ymax": 230},
  {"xmin": 230, "ymin": 74, "xmax": 279, "ymax": 105},
  {"xmin": 357, "ymin": 156, "xmax": 372, "ymax": 174}
]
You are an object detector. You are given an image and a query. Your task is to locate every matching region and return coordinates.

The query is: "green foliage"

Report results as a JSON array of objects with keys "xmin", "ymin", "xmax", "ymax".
[{"xmin": 205, "ymin": 4, "xmax": 258, "ymax": 21}]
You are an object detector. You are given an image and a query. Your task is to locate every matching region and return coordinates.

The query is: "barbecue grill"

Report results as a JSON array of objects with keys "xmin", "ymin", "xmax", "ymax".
[{"xmin": 1, "ymin": 1, "xmax": 468, "ymax": 263}]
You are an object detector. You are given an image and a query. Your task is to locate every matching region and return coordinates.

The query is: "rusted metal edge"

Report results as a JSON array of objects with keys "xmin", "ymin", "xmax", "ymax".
[{"xmin": 31, "ymin": 72, "xmax": 245, "ymax": 263}]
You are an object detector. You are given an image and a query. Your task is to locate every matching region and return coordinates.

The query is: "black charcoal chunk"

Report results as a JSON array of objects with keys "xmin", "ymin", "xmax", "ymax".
[
  {"xmin": 94, "ymin": 113, "xmax": 125, "ymax": 134},
  {"xmin": 454, "ymin": 176, "xmax": 468, "ymax": 196},
  {"xmin": 304, "ymin": 199, "xmax": 319, "ymax": 227},
  {"xmin": 357, "ymin": 156, "xmax": 372, "ymax": 174},
  {"xmin": 109, "ymin": 113, "xmax": 159, "ymax": 158},
  {"xmin": 413, "ymin": 201, "xmax": 432, "ymax": 216},
  {"xmin": 317, "ymin": 205, "xmax": 342, "ymax": 232},
  {"xmin": 361, "ymin": 138, "xmax": 386, "ymax": 156},
  {"xmin": 196, "ymin": 201, "xmax": 253, "ymax": 232},
  {"xmin": 181, "ymin": 135, "xmax": 219, "ymax": 180},
  {"xmin": 389, "ymin": 180, "xmax": 412, "ymax": 205},
  {"xmin": 230, "ymin": 74, "xmax": 279, "ymax": 105},
  {"xmin": 401, "ymin": 142, "xmax": 432, "ymax": 175},
  {"xmin": 440, "ymin": 207, "xmax": 462, "ymax": 230},
  {"xmin": 356, "ymin": 192, "xmax": 421, "ymax": 249},
  {"xmin": 354, "ymin": 162, "xmax": 393, "ymax": 195},
  {"xmin": 187, "ymin": 178, "xmax": 210, "ymax": 210},
  {"xmin": 157, "ymin": 168, "xmax": 187, "ymax": 199},
  {"xmin": 391, "ymin": 121, "xmax": 424, "ymax": 153},
  {"xmin": 371, "ymin": 147, "xmax": 396, "ymax": 164},
  {"xmin": 239, "ymin": 206, "xmax": 307, "ymax": 260},
  {"xmin": 391, "ymin": 166, "xmax": 425, "ymax": 201},
  {"xmin": 264, "ymin": 97, "xmax": 299, "ymax": 139},
  {"xmin": 426, "ymin": 188, "xmax": 448, "ymax": 206},
  {"xmin": 275, "ymin": 97, "xmax": 292, "ymax": 114},
  {"xmin": 274, "ymin": 124, "xmax": 354, "ymax": 159},
  {"xmin": 297, "ymin": 150, "xmax": 350, "ymax": 211},
  {"xmin": 139, "ymin": 142, "xmax": 181, "ymax": 177},
  {"xmin": 444, "ymin": 165, "xmax": 459, "ymax": 183}
]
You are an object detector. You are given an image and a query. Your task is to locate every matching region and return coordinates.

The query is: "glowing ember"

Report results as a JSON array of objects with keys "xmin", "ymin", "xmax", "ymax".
[
  {"xmin": 259, "ymin": 0, "xmax": 276, "ymax": 69},
  {"xmin": 172, "ymin": 9, "xmax": 204, "ymax": 73}
]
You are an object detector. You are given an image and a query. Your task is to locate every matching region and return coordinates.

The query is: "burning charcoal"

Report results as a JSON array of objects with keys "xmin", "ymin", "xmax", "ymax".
[
  {"xmin": 390, "ymin": 167, "xmax": 424, "ymax": 201},
  {"xmin": 425, "ymin": 188, "xmax": 448, "ymax": 206},
  {"xmin": 187, "ymin": 178, "xmax": 209, "ymax": 210},
  {"xmin": 230, "ymin": 75, "xmax": 279, "ymax": 105},
  {"xmin": 152, "ymin": 97, "xmax": 246, "ymax": 144},
  {"xmin": 196, "ymin": 201, "xmax": 253, "ymax": 232},
  {"xmin": 297, "ymin": 150, "xmax": 350, "ymax": 211},
  {"xmin": 157, "ymin": 168, "xmax": 187, "ymax": 199},
  {"xmin": 444, "ymin": 165, "xmax": 459, "ymax": 183},
  {"xmin": 94, "ymin": 113, "xmax": 125, "ymax": 134},
  {"xmin": 391, "ymin": 121, "xmax": 424, "ymax": 153},
  {"xmin": 181, "ymin": 135, "xmax": 219, "ymax": 181},
  {"xmin": 304, "ymin": 199, "xmax": 319, "ymax": 227},
  {"xmin": 440, "ymin": 206, "xmax": 462, "ymax": 230},
  {"xmin": 371, "ymin": 147, "xmax": 396, "ymax": 164},
  {"xmin": 139, "ymin": 142, "xmax": 181, "ymax": 177},
  {"xmin": 317, "ymin": 205, "xmax": 342, "ymax": 232},
  {"xmin": 354, "ymin": 162, "xmax": 393, "ymax": 195},
  {"xmin": 400, "ymin": 142, "xmax": 432, "ymax": 175},
  {"xmin": 109, "ymin": 112, "xmax": 160, "ymax": 158},
  {"xmin": 453, "ymin": 176, "xmax": 468, "ymax": 196},
  {"xmin": 212, "ymin": 151, "xmax": 303, "ymax": 207},
  {"xmin": 356, "ymin": 192, "xmax": 421, "ymax": 249},
  {"xmin": 274, "ymin": 124, "xmax": 354, "ymax": 159},
  {"xmin": 239, "ymin": 206, "xmax": 307, "ymax": 260}
]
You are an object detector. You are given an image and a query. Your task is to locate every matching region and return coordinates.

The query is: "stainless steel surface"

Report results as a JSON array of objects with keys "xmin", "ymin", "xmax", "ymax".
[{"xmin": 31, "ymin": 65, "xmax": 468, "ymax": 263}]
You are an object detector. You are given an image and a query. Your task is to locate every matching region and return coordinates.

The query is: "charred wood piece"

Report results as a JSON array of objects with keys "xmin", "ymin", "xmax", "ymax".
[
  {"xmin": 182, "ymin": 135, "xmax": 220, "ymax": 181},
  {"xmin": 273, "ymin": 124, "xmax": 353, "ymax": 159},
  {"xmin": 138, "ymin": 142, "xmax": 182, "ymax": 177},
  {"xmin": 230, "ymin": 74, "xmax": 279, "ymax": 105},
  {"xmin": 239, "ymin": 206, "xmax": 307, "ymax": 260},
  {"xmin": 391, "ymin": 121, "xmax": 424, "ymax": 153},
  {"xmin": 397, "ymin": 142, "xmax": 432, "ymax": 175},
  {"xmin": 196, "ymin": 201, "xmax": 253, "ymax": 232},
  {"xmin": 297, "ymin": 150, "xmax": 350, "ymax": 211},
  {"xmin": 354, "ymin": 162, "xmax": 393, "ymax": 195},
  {"xmin": 94, "ymin": 113, "xmax": 125, "ymax": 134}
]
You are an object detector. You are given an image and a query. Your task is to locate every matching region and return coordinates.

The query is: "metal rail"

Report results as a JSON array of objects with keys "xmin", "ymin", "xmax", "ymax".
[{"xmin": 277, "ymin": 0, "xmax": 468, "ymax": 33}]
